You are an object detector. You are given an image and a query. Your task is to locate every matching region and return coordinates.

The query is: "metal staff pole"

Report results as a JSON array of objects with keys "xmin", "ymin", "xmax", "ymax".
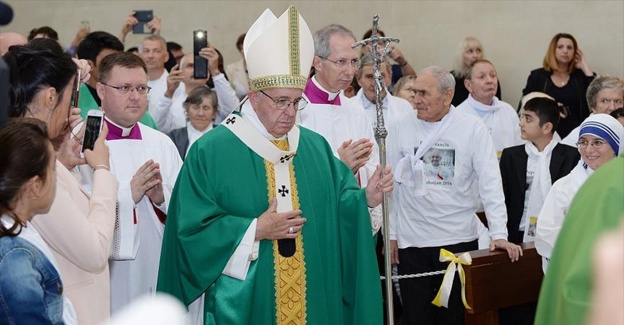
[{"xmin": 352, "ymin": 15, "xmax": 399, "ymax": 325}]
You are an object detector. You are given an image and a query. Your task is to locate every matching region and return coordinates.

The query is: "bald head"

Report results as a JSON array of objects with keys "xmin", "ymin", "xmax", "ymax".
[{"xmin": 0, "ymin": 32, "xmax": 27, "ymax": 55}]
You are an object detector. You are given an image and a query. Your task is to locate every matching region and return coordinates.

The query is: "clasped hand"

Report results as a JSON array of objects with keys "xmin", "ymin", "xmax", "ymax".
[
  {"xmin": 130, "ymin": 159, "xmax": 164, "ymax": 205},
  {"xmin": 338, "ymin": 138, "xmax": 373, "ymax": 174}
]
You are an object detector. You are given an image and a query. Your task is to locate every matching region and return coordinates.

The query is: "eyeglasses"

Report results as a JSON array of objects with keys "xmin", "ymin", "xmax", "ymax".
[
  {"xmin": 259, "ymin": 90, "xmax": 308, "ymax": 111},
  {"xmin": 576, "ymin": 139, "xmax": 608, "ymax": 149},
  {"xmin": 317, "ymin": 56, "xmax": 361, "ymax": 69},
  {"xmin": 598, "ymin": 98, "xmax": 624, "ymax": 107},
  {"xmin": 100, "ymin": 83, "xmax": 151, "ymax": 95}
]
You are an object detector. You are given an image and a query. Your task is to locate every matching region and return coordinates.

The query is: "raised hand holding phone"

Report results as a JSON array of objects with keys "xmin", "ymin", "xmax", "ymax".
[
  {"xmin": 193, "ymin": 30, "xmax": 208, "ymax": 79},
  {"xmin": 133, "ymin": 10, "xmax": 154, "ymax": 34},
  {"xmin": 164, "ymin": 63, "xmax": 184, "ymax": 98},
  {"xmin": 81, "ymin": 109, "xmax": 104, "ymax": 157},
  {"xmin": 83, "ymin": 122, "xmax": 110, "ymax": 171}
]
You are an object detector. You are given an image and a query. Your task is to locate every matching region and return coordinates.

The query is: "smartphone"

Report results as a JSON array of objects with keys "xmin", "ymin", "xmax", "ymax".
[
  {"xmin": 193, "ymin": 30, "xmax": 208, "ymax": 79},
  {"xmin": 81, "ymin": 109, "xmax": 104, "ymax": 156},
  {"xmin": 132, "ymin": 10, "xmax": 154, "ymax": 34},
  {"xmin": 81, "ymin": 20, "xmax": 90, "ymax": 30},
  {"xmin": 71, "ymin": 70, "xmax": 81, "ymax": 108}
]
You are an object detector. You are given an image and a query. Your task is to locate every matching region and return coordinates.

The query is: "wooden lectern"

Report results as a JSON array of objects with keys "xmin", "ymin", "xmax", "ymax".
[{"xmin": 463, "ymin": 242, "xmax": 543, "ymax": 325}]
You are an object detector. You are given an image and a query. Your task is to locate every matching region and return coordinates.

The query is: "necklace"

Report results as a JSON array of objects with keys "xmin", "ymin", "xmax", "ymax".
[{"xmin": 552, "ymin": 73, "xmax": 569, "ymax": 87}]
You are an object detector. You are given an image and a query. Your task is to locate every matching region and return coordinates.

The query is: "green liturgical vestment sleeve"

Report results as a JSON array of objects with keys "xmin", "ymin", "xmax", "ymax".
[{"xmin": 534, "ymin": 157, "xmax": 624, "ymax": 325}]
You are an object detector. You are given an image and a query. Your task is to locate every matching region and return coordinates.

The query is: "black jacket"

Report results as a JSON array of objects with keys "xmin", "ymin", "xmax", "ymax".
[
  {"xmin": 521, "ymin": 68, "xmax": 595, "ymax": 138},
  {"xmin": 167, "ymin": 127, "xmax": 190, "ymax": 161},
  {"xmin": 499, "ymin": 143, "xmax": 580, "ymax": 244}
]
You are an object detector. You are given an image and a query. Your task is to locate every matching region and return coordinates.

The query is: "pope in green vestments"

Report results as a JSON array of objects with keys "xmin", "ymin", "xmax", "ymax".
[
  {"xmin": 157, "ymin": 122, "xmax": 382, "ymax": 324},
  {"xmin": 534, "ymin": 157, "xmax": 624, "ymax": 325},
  {"xmin": 157, "ymin": 5, "xmax": 384, "ymax": 325}
]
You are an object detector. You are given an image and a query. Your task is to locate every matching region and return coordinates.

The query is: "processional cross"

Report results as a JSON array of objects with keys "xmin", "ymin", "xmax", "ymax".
[{"xmin": 352, "ymin": 15, "xmax": 400, "ymax": 325}]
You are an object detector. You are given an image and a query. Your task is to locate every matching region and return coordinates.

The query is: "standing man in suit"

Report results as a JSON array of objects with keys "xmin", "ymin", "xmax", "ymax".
[{"xmin": 500, "ymin": 97, "xmax": 579, "ymax": 245}]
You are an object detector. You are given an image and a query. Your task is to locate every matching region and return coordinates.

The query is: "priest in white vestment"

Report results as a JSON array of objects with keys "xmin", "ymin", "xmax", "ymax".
[
  {"xmin": 79, "ymin": 52, "xmax": 183, "ymax": 314},
  {"xmin": 298, "ymin": 24, "xmax": 382, "ymax": 234}
]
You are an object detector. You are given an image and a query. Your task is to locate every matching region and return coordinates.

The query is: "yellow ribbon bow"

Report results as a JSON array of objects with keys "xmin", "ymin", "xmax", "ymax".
[{"xmin": 431, "ymin": 249, "xmax": 472, "ymax": 310}]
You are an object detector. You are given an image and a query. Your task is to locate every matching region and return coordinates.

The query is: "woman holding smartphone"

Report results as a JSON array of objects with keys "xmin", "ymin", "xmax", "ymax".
[
  {"xmin": 3, "ymin": 39, "xmax": 118, "ymax": 324},
  {"xmin": 521, "ymin": 33, "xmax": 596, "ymax": 138}
]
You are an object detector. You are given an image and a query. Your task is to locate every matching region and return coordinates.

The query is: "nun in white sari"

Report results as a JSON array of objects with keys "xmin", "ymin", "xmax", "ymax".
[{"xmin": 535, "ymin": 114, "xmax": 624, "ymax": 273}]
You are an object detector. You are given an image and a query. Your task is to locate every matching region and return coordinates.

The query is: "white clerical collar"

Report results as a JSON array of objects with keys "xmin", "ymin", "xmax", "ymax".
[
  {"xmin": 240, "ymin": 100, "xmax": 286, "ymax": 140},
  {"xmin": 105, "ymin": 116, "xmax": 136, "ymax": 137},
  {"xmin": 312, "ymin": 76, "xmax": 341, "ymax": 101}
]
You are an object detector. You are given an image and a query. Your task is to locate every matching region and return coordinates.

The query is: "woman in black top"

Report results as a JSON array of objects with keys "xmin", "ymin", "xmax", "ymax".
[{"xmin": 521, "ymin": 33, "xmax": 595, "ymax": 138}]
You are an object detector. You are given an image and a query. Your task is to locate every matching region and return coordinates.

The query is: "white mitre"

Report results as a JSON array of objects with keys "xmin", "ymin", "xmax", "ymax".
[{"xmin": 243, "ymin": 6, "xmax": 314, "ymax": 91}]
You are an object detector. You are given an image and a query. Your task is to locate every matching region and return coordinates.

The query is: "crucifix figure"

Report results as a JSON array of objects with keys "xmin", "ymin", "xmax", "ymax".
[{"xmin": 352, "ymin": 14, "xmax": 399, "ymax": 325}]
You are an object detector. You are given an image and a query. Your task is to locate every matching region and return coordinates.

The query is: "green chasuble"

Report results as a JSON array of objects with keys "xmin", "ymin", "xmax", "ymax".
[
  {"xmin": 77, "ymin": 83, "xmax": 159, "ymax": 130},
  {"xmin": 534, "ymin": 157, "xmax": 624, "ymax": 325},
  {"xmin": 157, "ymin": 124, "xmax": 382, "ymax": 325}
]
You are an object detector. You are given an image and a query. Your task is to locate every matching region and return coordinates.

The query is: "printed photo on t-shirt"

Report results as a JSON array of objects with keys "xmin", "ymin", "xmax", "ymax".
[{"xmin": 420, "ymin": 147, "xmax": 455, "ymax": 186}]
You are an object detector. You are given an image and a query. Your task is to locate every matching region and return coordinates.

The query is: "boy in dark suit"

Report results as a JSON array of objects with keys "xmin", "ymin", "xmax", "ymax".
[
  {"xmin": 498, "ymin": 96, "xmax": 580, "ymax": 325},
  {"xmin": 500, "ymin": 97, "xmax": 579, "ymax": 244}
]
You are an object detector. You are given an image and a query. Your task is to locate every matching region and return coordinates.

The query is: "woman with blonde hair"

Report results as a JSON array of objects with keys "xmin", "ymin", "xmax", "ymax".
[
  {"xmin": 521, "ymin": 33, "xmax": 595, "ymax": 138},
  {"xmin": 451, "ymin": 36, "xmax": 501, "ymax": 106},
  {"xmin": 392, "ymin": 75, "xmax": 418, "ymax": 109}
]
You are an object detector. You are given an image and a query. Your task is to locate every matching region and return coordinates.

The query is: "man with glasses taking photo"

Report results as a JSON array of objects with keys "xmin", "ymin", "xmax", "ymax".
[
  {"xmin": 78, "ymin": 52, "xmax": 183, "ymax": 314},
  {"xmin": 298, "ymin": 24, "xmax": 383, "ymax": 235}
]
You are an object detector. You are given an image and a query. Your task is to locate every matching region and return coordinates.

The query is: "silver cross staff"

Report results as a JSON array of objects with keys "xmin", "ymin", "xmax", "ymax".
[{"xmin": 352, "ymin": 15, "xmax": 399, "ymax": 325}]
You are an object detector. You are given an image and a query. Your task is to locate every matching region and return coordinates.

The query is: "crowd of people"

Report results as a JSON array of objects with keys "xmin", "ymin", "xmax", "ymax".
[{"xmin": 1, "ymin": 6, "xmax": 622, "ymax": 325}]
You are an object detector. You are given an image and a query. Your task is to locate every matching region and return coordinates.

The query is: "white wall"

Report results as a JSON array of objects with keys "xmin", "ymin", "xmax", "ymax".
[{"xmin": 4, "ymin": 0, "xmax": 623, "ymax": 107}]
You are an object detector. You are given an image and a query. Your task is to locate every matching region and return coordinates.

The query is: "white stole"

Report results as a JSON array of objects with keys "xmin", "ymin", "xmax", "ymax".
[
  {"xmin": 466, "ymin": 94, "xmax": 501, "ymax": 113},
  {"xmin": 395, "ymin": 107, "xmax": 458, "ymax": 196},
  {"xmin": 222, "ymin": 112, "xmax": 300, "ymax": 214},
  {"xmin": 522, "ymin": 139, "xmax": 558, "ymax": 242}
]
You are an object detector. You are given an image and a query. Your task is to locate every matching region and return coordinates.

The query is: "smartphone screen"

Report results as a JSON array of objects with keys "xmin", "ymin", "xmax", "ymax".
[
  {"xmin": 81, "ymin": 114, "xmax": 103, "ymax": 152},
  {"xmin": 71, "ymin": 70, "xmax": 81, "ymax": 108},
  {"xmin": 132, "ymin": 10, "xmax": 154, "ymax": 34},
  {"xmin": 193, "ymin": 30, "xmax": 208, "ymax": 79}
]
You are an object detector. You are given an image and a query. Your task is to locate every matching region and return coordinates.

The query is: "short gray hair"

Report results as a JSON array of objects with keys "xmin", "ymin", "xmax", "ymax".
[
  {"xmin": 419, "ymin": 66, "xmax": 455, "ymax": 93},
  {"xmin": 356, "ymin": 53, "xmax": 390, "ymax": 78},
  {"xmin": 465, "ymin": 59, "xmax": 495, "ymax": 80},
  {"xmin": 142, "ymin": 35, "xmax": 167, "ymax": 50},
  {"xmin": 183, "ymin": 86, "xmax": 219, "ymax": 114},
  {"xmin": 313, "ymin": 24, "xmax": 356, "ymax": 59},
  {"xmin": 586, "ymin": 76, "xmax": 624, "ymax": 110}
]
